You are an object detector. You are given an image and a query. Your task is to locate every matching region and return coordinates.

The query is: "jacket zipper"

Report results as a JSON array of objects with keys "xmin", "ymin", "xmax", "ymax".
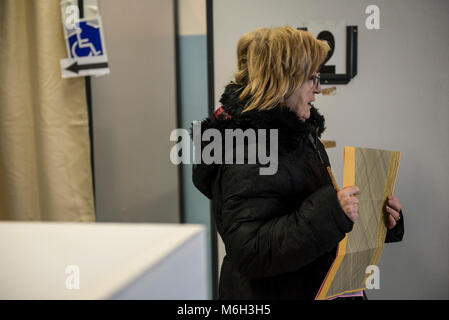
[
  {"xmin": 307, "ymin": 131, "xmax": 335, "ymax": 187},
  {"xmin": 307, "ymin": 132, "xmax": 324, "ymax": 165}
]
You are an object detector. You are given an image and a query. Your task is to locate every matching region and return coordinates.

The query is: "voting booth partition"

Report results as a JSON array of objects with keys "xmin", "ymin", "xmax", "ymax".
[{"xmin": 0, "ymin": 222, "xmax": 208, "ymax": 300}]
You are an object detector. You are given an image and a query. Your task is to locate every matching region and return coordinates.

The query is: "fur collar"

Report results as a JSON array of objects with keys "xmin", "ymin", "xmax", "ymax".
[{"xmin": 195, "ymin": 83, "xmax": 326, "ymax": 154}]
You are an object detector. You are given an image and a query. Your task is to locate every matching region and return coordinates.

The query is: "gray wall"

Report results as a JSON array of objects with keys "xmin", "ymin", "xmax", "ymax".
[
  {"xmin": 91, "ymin": 0, "xmax": 180, "ymax": 223},
  {"xmin": 214, "ymin": 0, "xmax": 449, "ymax": 299}
]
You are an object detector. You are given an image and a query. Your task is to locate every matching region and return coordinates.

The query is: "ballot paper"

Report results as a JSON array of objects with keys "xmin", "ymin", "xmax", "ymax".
[{"xmin": 316, "ymin": 147, "xmax": 401, "ymax": 300}]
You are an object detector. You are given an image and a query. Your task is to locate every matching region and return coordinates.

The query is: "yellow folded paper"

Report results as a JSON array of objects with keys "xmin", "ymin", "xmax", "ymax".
[{"xmin": 316, "ymin": 146, "xmax": 401, "ymax": 300}]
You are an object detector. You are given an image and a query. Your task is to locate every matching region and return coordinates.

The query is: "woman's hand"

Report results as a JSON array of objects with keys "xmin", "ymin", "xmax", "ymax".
[
  {"xmin": 337, "ymin": 186, "xmax": 361, "ymax": 222},
  {"xmin": 385, "ymin": 195, "xmax": 402, "ymax": 229}
]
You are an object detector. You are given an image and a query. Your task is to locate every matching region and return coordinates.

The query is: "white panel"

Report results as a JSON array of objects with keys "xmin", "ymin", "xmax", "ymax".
[
  {"xmin": 0, "ymin": 222, "xmax": 207, "ymax": 299},
  {"xmin": 179, "ymin": 0, "xmax": 207, "ymax": 35}
]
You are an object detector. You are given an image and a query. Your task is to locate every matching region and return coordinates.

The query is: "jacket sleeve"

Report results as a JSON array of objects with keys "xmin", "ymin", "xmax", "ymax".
[
  {"xmin": 385, "ymin": 210, "xmax": 405, "ymax": 243},
  {"xmin": 220, "ymin": 164, "xmax": 353, "ymax": 279}
]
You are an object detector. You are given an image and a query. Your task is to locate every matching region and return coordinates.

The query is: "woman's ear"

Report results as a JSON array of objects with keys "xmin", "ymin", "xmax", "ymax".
[{"xmin": 279, "ymin": 96, "xmax": 286, "ymax": 107}]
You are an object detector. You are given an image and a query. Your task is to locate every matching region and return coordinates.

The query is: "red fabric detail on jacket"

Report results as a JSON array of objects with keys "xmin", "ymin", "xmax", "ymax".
[{"xmin": 213, "ymin": 106, "xmax": 232, "ymax": 119}]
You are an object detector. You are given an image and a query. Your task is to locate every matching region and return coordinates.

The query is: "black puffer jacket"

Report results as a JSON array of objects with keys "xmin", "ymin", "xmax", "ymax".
[{"xmin": 192, "ymin": 83, "xmax": 404, "ymax": 300}]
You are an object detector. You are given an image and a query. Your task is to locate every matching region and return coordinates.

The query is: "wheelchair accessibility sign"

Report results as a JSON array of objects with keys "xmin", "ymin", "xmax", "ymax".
[
  {"xmin": 60, "ymin": 17, "xmax": 110, "ymax": 78},
  {"xmin": 67, "ymin": 19, "xmax": 104, "ymax": 58}
]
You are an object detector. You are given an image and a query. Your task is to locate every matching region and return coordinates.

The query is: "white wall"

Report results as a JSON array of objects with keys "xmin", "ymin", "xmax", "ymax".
[
  {"xmin": 214, "ymin": 0, "xmax": 449, "ymax": 299},
  {"xmin": 91, "ymin": 0, "xmax": 180, "ymax": 223}
]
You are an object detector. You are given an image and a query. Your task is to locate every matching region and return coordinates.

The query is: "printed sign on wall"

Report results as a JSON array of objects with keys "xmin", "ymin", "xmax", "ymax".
[{"xmin": 59, "ymin": 0, "xmax": 110, "ymax": 78}]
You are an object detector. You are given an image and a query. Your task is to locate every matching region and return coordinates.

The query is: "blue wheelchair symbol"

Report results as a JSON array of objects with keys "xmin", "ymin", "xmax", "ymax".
[{"xmin": 67, "ymin": 20, "xmax": 104, "ymax": 58}]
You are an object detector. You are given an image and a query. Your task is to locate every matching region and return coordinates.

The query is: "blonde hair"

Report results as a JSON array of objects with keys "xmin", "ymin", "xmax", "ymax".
[{"xmin": 233, "ymin": 26, "xmax": 330, "ymax": 112}]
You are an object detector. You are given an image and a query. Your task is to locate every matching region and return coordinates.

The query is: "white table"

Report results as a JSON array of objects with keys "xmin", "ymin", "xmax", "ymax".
[{"xmin": 0, "ymin": 222, "xmax": 208, "ymax": 299}]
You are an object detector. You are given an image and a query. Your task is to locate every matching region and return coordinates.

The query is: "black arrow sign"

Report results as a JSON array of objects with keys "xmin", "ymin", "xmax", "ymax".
[{"xmin": 66, "ymin": 61, "xmax": 109, "ymax": 74}]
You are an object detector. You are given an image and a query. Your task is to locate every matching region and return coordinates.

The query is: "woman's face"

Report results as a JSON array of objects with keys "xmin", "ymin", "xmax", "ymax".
[{"xmin": 285, "ymin": 73, "xmax": 322, "ymax": 122}]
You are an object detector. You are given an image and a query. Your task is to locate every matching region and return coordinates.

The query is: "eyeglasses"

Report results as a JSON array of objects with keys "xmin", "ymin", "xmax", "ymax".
[{"xmin": 310, "ymin": 73, "xmax": 321, "ymax": 88}]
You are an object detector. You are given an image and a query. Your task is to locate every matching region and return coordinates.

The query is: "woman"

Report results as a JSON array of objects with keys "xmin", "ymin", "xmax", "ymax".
[{"xmin": 192, "ymin": 26, "xmax": 404, "ymax": 300}]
